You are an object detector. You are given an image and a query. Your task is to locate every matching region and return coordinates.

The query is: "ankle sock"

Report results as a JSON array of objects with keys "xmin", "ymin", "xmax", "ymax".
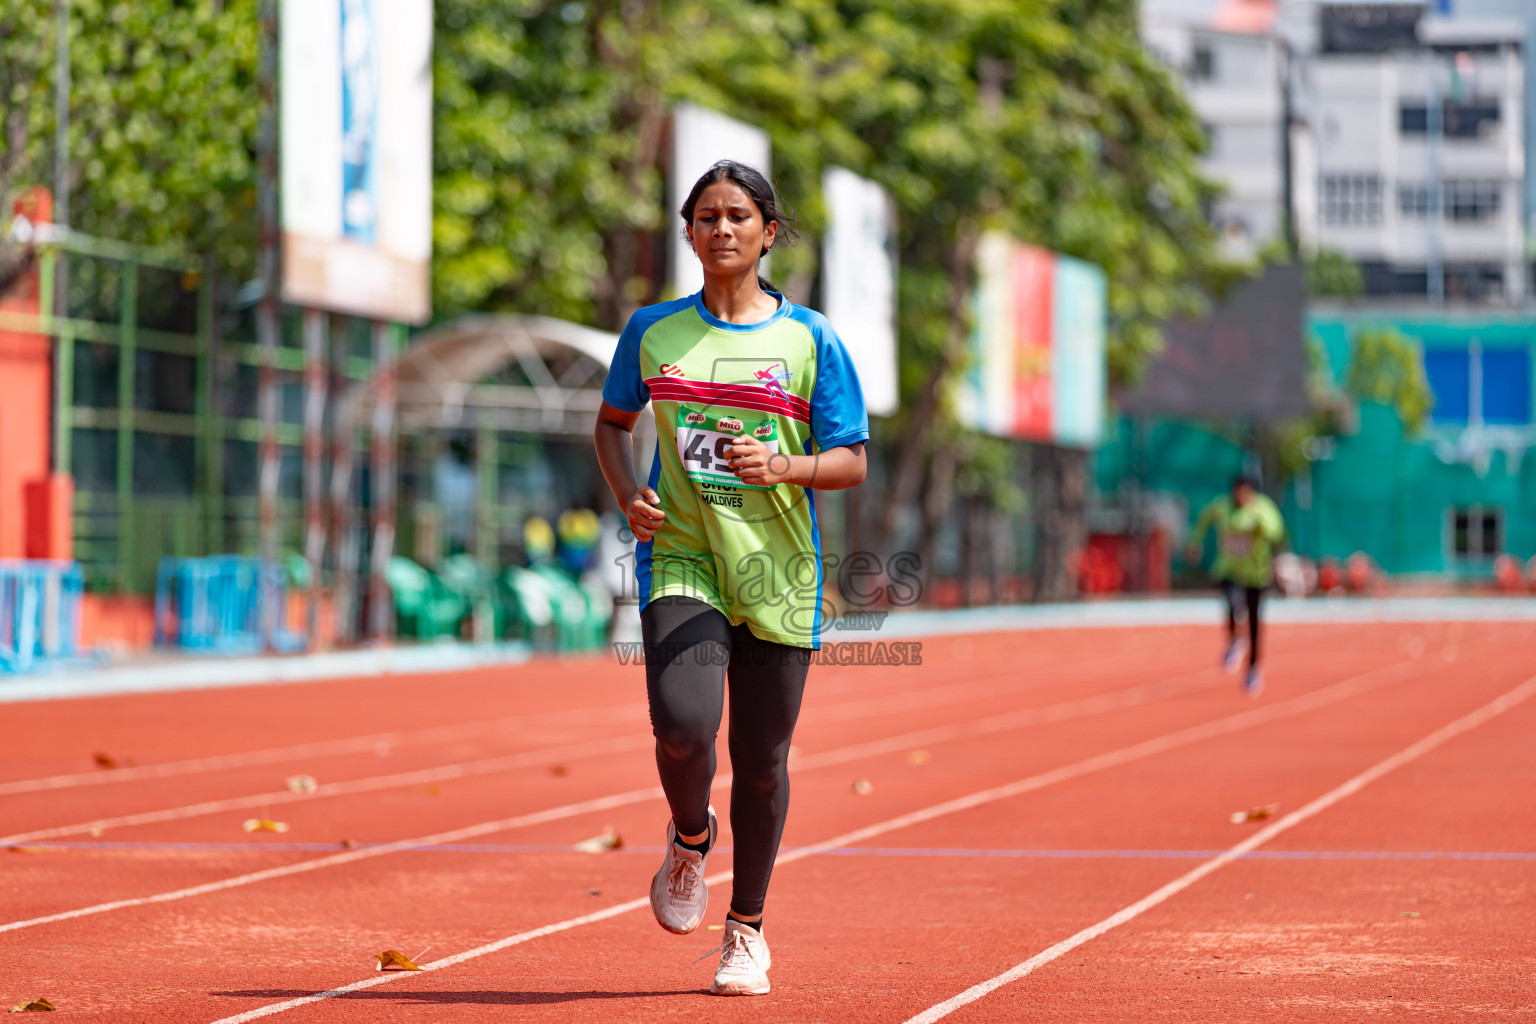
[
  {"xmin": 728, "ymin": 914, "xmax": 762, "ymax": 933},
  {"xmin": 675, "ymin": 833, "xmax": 710, "ymax": 856}
]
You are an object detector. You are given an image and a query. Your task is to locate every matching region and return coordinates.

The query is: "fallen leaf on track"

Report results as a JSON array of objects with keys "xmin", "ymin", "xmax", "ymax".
[
  {"xmin": 339, "ymin": 838, "xmax": 357, "ymax": 849},
  {"xmin": 549, "ymin": 764, "xmax": 569, "ymax": 777},
  {"xmin": 9, "ymin": 997, "xmax": 56, "ymax": 1012},
  {"xmin": 285, "ymin": 774, "xmax": 318, "ymax": 794},
  {"xmin": 93, "ymin": 752, "xmax": 117, "ymax": 769},
  {"xmin": 573, "ymin": 826, "xmax": 623, "ymax": 853},
  {"xmin": 586, "ymin": 888, "xmax": 602, "ymax": 897},
  {"xmin": 1400, "ymin": 911, "xmax": 1421, "ymax": 918},
  {"xmin": 242, "ymin": 818, "xmax": 290, "ymax": 833},
  {"xmin": 1229, "ymin": 803, "xmax": 1280, "ymax": 824},
  {"xmin": 8, "ymin": 845, "xmax": 49, "ymax": 854},
  {"xmin": 374, "ymin": 950, "xmax": 422, "ymax": 971},
  {"xmin": 426, "ymin": 784, "xmax": 443, "ymax": 797},
  {"xmin": 906, "ymin": 750, "xmax": 932, "ymax": 766},
  {"xmin": 707, "ymin": 924, "xmax": 724, "ymax": 931},
  {"xmin": 851, "ymin": 778, "xmax": 874, "ymax": 796}
]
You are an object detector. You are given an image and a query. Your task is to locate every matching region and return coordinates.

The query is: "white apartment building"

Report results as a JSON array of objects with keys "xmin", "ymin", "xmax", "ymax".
[
  {"xmin": 1142, "ymin": 13, "xmax": 1290, "ymax": 261},
  {"xmin": 1305, "ymin": 6, "xmax": 1527, "ymax": 302}
]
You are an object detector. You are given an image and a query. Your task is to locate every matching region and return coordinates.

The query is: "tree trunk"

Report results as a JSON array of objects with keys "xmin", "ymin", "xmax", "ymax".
[
  {"xmin": 592, "ymin": 8, "xmax": 666, "ymax": 332},
  {"xmin": 914, "ymin": 444, "xmax": 954, "ymax": 603},
  {"xmin": 1032, "ymin": 443, "xmax": 1087, "ymax": 602},
  {"xmin": 873, "ymin": 229, "xmax": 977, "ymax": 557}
]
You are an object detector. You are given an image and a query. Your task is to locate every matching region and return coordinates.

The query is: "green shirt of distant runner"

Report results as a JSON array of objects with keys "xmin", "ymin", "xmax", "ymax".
[{"xmin": 1187, "ymin": 490, "xmax": 1286, "ymax": 589}]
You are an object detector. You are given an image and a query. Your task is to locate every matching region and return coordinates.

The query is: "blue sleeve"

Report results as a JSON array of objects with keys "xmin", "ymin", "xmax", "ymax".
[
  {"xmin": 601, "ymin": 313, "xmax": 651, "ymax": 412},
  {"xmin": 807, "ymin": 313, "xmax": 870, "ymax": 451}
]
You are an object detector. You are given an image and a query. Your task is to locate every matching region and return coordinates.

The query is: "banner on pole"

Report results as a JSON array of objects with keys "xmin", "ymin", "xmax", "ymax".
[
  {"xmin": 668, "ymin": 103, "xmax": 772, "ymax": 299},
  {"xmin": 822, "ymin": 167, "xmax": 899, "ymax": 417},
  {"xmin": 955, "ymin": 233, "xmax": 1106, "ymax": 448},
  {"xmin": 281, "ymin": 0, "xmax": 433, "ymax": 324}
]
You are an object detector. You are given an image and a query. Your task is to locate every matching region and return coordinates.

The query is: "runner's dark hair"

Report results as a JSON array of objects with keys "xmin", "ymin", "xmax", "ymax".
[
  {"xmin": 681, "ymin": 160, "xmax": 797, "ymax": 294},
  {"xmin": 1233, "ymin": 472, "xmax": 1261, "ymax": 491}
]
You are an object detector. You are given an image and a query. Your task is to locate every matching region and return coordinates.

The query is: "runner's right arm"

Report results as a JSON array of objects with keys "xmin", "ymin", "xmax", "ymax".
[{"xmin": 595, "ymin": 402, "xmax": 666, "ymax": 543}]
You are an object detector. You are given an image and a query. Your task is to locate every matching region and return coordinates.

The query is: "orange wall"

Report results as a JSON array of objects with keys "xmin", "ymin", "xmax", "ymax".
[{"xmin": 0, "ymin": 188, "xmax": 58, "ymax": 560}]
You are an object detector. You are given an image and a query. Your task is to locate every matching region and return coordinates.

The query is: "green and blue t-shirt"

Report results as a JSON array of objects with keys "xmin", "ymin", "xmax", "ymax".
[{"xmin": 602, "ymin": 291, "xmax": 869, "ymax": 648}]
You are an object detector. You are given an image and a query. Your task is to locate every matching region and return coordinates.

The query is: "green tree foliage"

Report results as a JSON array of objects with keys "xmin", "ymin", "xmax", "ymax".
[
  {"xmin": 1305, "ymin": 247, "xmax": 1365, "ymax": 298},
  {"xmin": 1, "ymin": 1, "xmax": 59, "ymax": 288},
  {"xmin": 1, "ymin": 1, "xmax": 259, "ymax": 279},
  {"xmin": 1345, "ymin": 326, "xmax": 1434, "ymax": 432}
]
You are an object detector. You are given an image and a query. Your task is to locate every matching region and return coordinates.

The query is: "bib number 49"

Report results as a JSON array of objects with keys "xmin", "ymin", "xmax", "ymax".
[
  {"xmin": 675, "ymin": 405, "xmax": 780, "ymax": 491},
  {"xmin": 683, "ymin": 432, "xmax": 733, "ymax": 470}
]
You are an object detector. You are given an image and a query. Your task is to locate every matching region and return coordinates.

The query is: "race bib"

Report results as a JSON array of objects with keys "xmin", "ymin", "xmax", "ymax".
[
  {"xmin": 1221, "ymin": 531, "xmax": 1255, "ymax": 558},
  {"xmin": 675, "ymin": 405, "xmax": 779, "ymax": 491}
]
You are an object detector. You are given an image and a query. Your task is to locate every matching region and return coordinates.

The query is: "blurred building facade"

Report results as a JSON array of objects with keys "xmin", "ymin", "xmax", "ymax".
[
  {"xmin": 1142, "ymin": 9, "xmax": 1291, "ymax": 261},
  {"xmin": 1304, "ymin": 6, "xmax": 1526, "ymax": 302},
  {"xmin": 1144, "ymin": 0, "xmax": 1531, "ymax": 302}
]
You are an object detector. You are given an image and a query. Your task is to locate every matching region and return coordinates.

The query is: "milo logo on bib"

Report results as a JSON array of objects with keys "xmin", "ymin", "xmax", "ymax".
[{"xmin": 675, "ymin": 405, "xmax": 780, "ymax": 492}]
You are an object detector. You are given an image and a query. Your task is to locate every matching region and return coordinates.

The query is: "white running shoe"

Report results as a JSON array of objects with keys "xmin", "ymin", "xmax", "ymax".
[
  {"xmin": 650, "ymin": 807, "xmax": 716, "ymax": 934},
  {"xmin": 1244, "ymin": 666, "xmax": 1264, "ymax": 697},
  {"xmin": 1222, "ymin": 640, "xmax": 1244, "ymax": 674},
  {"xmin": 709, "ymin": 919, "xmax": 771, "ymax": 996}
]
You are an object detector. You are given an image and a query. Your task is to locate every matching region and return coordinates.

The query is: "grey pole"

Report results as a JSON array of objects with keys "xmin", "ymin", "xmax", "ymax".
[{"xmin": 1427, "ymin": 61, "xmax": 1444, "ymax": 306}]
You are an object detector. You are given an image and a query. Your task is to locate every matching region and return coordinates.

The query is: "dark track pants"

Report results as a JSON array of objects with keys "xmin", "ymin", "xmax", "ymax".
[
  {"xmin": 1220, "ymin": 580, "xmax": 1264, "ymax": 667},
  {"xmin": 640, "ymin": 596, "xmax": 810, "ymax": 919}
]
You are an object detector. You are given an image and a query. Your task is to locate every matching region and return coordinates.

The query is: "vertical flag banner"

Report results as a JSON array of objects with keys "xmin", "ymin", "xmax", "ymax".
[
  {"xmin": 822, "ymin": 167, "xmax": 899, "ymax": 417},
  {"xmin": 281, "ymin": 0, "xmax": 433, "ymax": 324},
  {"xmin": 668, "ymin": 103, "xmax": 772, "ymax": 298},
  {"xmin": 956, "ymin": 232, "xmax": 1106, "ymax": 448}
]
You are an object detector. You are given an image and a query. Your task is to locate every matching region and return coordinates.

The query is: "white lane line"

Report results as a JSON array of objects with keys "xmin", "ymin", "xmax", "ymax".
[
  {"xmin": 0, "ymin": 654, "xmax": 1220, "ymax": 846},
  {"xmin": 0, "ymin": 703, "xmax": 647, "ymax": 797},
  {"xmin": 900, "ymin": 673, "xmax": 1536, "ymax": 1024},
  {"xmin": 0, "ymin": 732, "xmax": 653, "ymax": 845},
  {"xmin": 199, "ymin": 650, "xmax": 1457, "ymax": 1022},
  {"xmin": 0, "ymin": 631, "xmax": 1202, "ymax": 798},
  {"xmin": 0, "ymin": 666, "xmax": 1223, "ymax": 935},
  {"xmin": 0, "ymin": 784, "xmax": 667, "ymax": 936}
]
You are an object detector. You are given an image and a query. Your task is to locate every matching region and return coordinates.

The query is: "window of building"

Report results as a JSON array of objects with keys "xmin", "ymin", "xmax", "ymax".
[
  {"xmin": 1424, "ymin": 349, "xmax": 1471, "ymax": 423},
  {"xmin": 1399, "ymin": 100, "xmax": 1501, "ymax": 138},
  {"xmin": 1190, "ymin": 44, "xmax": 1215, "ymax": 81},
  {"xmin": 1397, "ymin": 181, "xmax": 1501, "ymax": 221},
  {"xmin": 1423, "ymin": 345, "xmax": 1532, "ymax": 426},
  {"xmin": 1447, "ymin": 180, "xmax": 1501, "ymax": 221},
  {"xmin": 1482, "ymin": 349, "xmax": 1532, "ymax": 425},
  {"xmin": 1450, "ymin": 506, "xmax": 1502, "ymax": 560},
  {"xmin": 1320, "ymin": 175, "xmax": 1383, "ymax": 225}
]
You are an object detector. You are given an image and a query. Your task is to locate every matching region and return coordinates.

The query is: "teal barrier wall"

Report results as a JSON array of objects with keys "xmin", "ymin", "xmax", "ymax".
[{"xmin": 1097, "ymin": 308, "xmax": 1536, "ymax": 579}]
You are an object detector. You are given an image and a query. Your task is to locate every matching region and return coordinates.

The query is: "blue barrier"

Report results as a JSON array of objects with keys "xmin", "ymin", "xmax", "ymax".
[
  {"xmin": 154, "ymin": 556, "xmax": 304, "ymax": 654},
  {"xmin": 0, "ymin": 560, "xmax": 85, "ymax": 674}
]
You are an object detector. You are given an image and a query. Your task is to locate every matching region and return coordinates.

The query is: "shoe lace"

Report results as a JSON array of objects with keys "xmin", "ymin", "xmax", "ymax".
[
  {"xmin": 692, "ymin": 929, "xmax": 753, "ymax": 968},
  {"xmin": 666, "ymin": 852, "xmax": 699, "ymax": 903}
]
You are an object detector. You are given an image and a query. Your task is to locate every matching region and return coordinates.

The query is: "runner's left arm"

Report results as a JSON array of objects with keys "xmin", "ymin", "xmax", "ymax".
[{"xmin": 726, "ymin": 438, "xmax": 866, "ymax": 489}]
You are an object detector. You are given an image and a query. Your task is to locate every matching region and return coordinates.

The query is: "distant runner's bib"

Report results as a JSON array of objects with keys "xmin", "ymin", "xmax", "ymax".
[
  {"xmin": 675, "ymin": 405, "xmax": 780, "ymax": 491},
  {"xmin": 1221, "ymin": 531, "xmax": 1255, "ymax": 558}
]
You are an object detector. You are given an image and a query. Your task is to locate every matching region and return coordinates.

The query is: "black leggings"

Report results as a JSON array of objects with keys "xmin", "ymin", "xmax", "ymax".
[
  {"xmin": 1220, "ymin": 580, "xmax": 1263, "ymax": 667},
  {"xmin": 641, "ymin": 596, "xmax": 810, "ymax": 919}
]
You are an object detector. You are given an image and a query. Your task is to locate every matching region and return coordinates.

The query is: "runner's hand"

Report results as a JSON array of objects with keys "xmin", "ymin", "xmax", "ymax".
[
  {"xmin": 727, "ymin": 434, "xmax": 792, "ymax": 487},
  {"xmin": 626, "ymin": 487, "xmax": 665, "ymax": 542},
  {"xmin": 1184, "ymin": 544, "xmax": 1200, "ymax": 564}
]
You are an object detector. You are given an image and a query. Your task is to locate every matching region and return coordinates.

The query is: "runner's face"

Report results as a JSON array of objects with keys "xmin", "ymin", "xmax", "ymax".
[
  {"xmin": 687, "ymin": 182, "xmax": 777, "ymax": 280},
  {"xmin": 1233, "ymin": 483, "xmax": 1254, "ymax": 506}
]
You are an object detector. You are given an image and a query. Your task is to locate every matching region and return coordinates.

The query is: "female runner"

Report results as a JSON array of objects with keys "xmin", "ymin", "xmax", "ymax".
[{"xmin": 593, "ymin": 160, "xmax": 868, "ymax": 995}]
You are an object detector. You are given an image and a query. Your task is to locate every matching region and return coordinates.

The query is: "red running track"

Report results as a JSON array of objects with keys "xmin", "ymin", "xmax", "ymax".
[{"xmin": 2, "ymin": 620, "xmax": 1533, "ymax": 1022}]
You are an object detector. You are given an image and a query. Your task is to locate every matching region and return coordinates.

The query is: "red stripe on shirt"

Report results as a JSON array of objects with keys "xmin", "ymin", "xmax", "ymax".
[{"xmin": 645, "ymin": 377, "xmax": 812, "ymax": 421}]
